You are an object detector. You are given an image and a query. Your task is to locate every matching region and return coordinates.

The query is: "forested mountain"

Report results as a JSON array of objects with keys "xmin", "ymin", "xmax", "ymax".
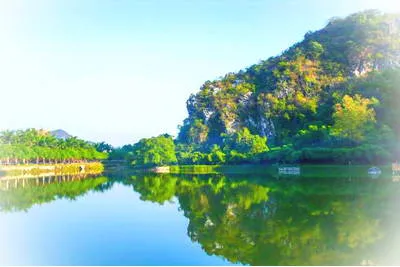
[{"xmin": 175, "ymin": 10, "xmax": 400, "ymax": 164}]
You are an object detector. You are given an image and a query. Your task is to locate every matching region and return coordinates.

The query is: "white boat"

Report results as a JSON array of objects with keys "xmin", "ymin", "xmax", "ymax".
[
  {"xmin": 368, "ymin": 167, "xmax": 382, "ymax": 176},
  {"xmin": 278, "ymin": 166, "xmax": 301, "ymax": 175}
]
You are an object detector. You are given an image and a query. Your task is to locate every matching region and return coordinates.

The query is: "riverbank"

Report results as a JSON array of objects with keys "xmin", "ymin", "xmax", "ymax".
[
  {"xmin": 147, "ymin": 164, "xmax": 394, "ymax": 179},
  {"xmin": 0, "ymin": 162, "xmax": 104, "ymax": 177}
]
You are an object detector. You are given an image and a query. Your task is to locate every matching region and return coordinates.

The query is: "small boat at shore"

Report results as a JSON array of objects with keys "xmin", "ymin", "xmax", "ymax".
[
  {"xmin": 278, "ymin": 166, "xmax": 301, "ymax": 175},
  {"xmin": 368, "ymin": 166, "xmax": 382, "ymax": 176}
]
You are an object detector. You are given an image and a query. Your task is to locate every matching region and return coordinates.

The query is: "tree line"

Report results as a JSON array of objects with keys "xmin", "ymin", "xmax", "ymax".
[{"xmin": 0, "ymin": 129, "xmax": 107, "ymax": 165}]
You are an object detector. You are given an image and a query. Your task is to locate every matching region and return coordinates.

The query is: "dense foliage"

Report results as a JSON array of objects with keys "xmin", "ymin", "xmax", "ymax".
[
  {"xmin": 175, "ymin": 127, "xmax": 269, "ymax": 165},
  {"xmin": 130, "ymin": 134, "xmax": 178, "ymax": 167},
  {"xmin": 0, "ymin": 129, "xmax": 107, "ymax": 164},
  {"xmin": 174, "ymin": 10, "xmax": 400, "ymax": 164}
]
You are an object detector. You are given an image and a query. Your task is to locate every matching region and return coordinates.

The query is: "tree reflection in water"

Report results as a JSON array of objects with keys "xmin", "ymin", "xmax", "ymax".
[
  {"xmin": 129, "ymin": 173, "xmax": 400, "ymax": 265},
  {"xmin": 0, "ymin": 174, "xmax": 108, "ymax": 212},
  {"xmin": 1, "ymin": 171, "xmax": 400, "ymax": 265}
]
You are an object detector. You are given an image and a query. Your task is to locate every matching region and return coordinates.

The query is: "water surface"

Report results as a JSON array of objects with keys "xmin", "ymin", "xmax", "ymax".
[{"xmin": 1, "ymin": 166, "xmax": 399, "ymax": 265}]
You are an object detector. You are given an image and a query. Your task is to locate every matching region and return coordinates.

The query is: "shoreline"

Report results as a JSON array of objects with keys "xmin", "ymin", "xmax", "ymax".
[
  {"xmin": 134, "ymin": 163, "xmax": 393, "ymax": 178},
  {"xmin": 0, "ymin": 162, "xmax": 104, "ymax": 177}
]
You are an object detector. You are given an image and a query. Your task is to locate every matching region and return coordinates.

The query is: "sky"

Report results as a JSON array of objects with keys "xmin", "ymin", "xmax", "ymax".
[{"xmin": 1, "ymin": 0, "xmax": 400, "ymax": 146}]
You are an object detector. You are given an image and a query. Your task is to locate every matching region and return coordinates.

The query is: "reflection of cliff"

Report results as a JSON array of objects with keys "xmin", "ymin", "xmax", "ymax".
[
  {"xmin": 130, "ymin": 174, "xmax": 400, "ymax": 265},
  {"xmin": 0, "ymin": 174, "xmax": 108, "ymax": 212}
]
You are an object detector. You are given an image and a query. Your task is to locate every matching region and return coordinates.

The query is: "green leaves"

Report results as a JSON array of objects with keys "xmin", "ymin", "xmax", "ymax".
[
  {"xmin": 0, "ymin": 129, "xmax": 107, "ymax": 162},
  {"xmin": 331, "ymin": 94, "xmax": 377, "ymax": 143},
  {"xmin": 130, "ymin": 135, "xmax": 177, "ymax": 167},
  {"xmin": 222, "ymin": 128, "xmax": 269, "ymax": 157}
]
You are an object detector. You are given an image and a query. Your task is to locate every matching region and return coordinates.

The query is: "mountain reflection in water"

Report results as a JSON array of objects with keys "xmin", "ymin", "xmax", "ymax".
[{"xmin": 1, "ymin": 168, "xmax": 400, "ymax": 265}]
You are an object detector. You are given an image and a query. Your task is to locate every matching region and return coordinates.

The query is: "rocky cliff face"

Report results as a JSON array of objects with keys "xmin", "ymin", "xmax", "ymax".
[{"xmin": 178, "ymin": 10, "xmax": 400, "ymax": 146}]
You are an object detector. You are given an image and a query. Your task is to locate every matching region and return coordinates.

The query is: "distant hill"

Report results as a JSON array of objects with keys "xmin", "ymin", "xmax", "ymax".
[{"xmin": 50, "ymin": 129, "xmax": 72, "ymax": 140}]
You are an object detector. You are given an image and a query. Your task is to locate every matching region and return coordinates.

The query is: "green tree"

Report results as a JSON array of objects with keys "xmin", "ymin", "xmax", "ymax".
[
  {"xmin": 223, "ymin": 128, "xmax": 269, "ymax": 159},
  {"xmin": 331, "ymin": 94, "xmax": 377, "ymax": 143},
  {"xmin": 94, "ymin": 142, "xmax": 113, "ymax": 153},
  {"xmin": 0, "ymin": 129, "xmax": 107, "ymax": 164},
  {"xmin": 207, "ymin": 145, "xmax": 226, "ymax": 164},
  {"xmin": 131, "ymin": 135, "xmax": 177, "ymax": 167}
]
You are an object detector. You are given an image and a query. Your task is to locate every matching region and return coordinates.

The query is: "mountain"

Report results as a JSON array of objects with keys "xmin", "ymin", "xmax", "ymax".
[
  {"xmin": 50, "ymin": 129, "xmax": 72, "ymax": 140},
  {"xmin": 177, "ymin": 10, "xmax": 400, "ymax": 155}
]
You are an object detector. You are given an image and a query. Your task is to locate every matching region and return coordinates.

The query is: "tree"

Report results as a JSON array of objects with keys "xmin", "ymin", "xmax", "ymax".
[
  {"xmin": 108, "ymin": 145, "xmax": 134, "ymax": 160},
  {"xmin": 131, "ymin": 135, "xmax": 177, "ymax": 167},
  {"xmin": 223, "ymin": 128, "xmax": 269, "ymax": 157},
  {"xmin": 331, "ymin": 94, "xmax": 377, "ymax": 143},
  {"xmin": 94, "ymin": 142, "xmax": 113, "ymax": 153},
  {"xmin": 0, "ymin": 129, "xmax": 107, "ymax": 164},
  {"xmin": 207, "ymin": 145, "xmax": 226, "ymax": 164}
]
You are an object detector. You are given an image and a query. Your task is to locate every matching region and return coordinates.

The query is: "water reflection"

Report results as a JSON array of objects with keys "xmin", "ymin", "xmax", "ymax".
[
  {"xmin": 0, "ymin": 174, "xmax": 108, "ymax": 212},
  {"xmin": 1, "ymin": 169, "xmax": 400, "ymax": 265},
  {"xmin": 128, "ymin": 173, "xmax": 400, "ymax": 265}
]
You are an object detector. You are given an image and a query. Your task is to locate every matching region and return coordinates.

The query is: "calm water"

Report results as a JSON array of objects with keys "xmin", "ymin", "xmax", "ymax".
[{"xmin": 1, "ymin": 166, "xmax": 400, "ymax": 265}]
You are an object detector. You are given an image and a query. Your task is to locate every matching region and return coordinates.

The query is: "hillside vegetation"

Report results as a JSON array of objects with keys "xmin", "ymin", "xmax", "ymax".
[{"xmin": 169, "ymin": 10, "xmax": 400, "ymax": 165}]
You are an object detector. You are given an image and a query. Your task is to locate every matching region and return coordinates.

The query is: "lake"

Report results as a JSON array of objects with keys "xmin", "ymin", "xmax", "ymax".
[{"xmin": 1, "ymin": 165, "xmax": 400, "ymax": 265}]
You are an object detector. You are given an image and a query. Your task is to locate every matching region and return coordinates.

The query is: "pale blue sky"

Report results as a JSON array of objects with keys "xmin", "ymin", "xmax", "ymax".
[{"xmin": 1, "ymin": 0, "xmax": 399, "ymax": 146}]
